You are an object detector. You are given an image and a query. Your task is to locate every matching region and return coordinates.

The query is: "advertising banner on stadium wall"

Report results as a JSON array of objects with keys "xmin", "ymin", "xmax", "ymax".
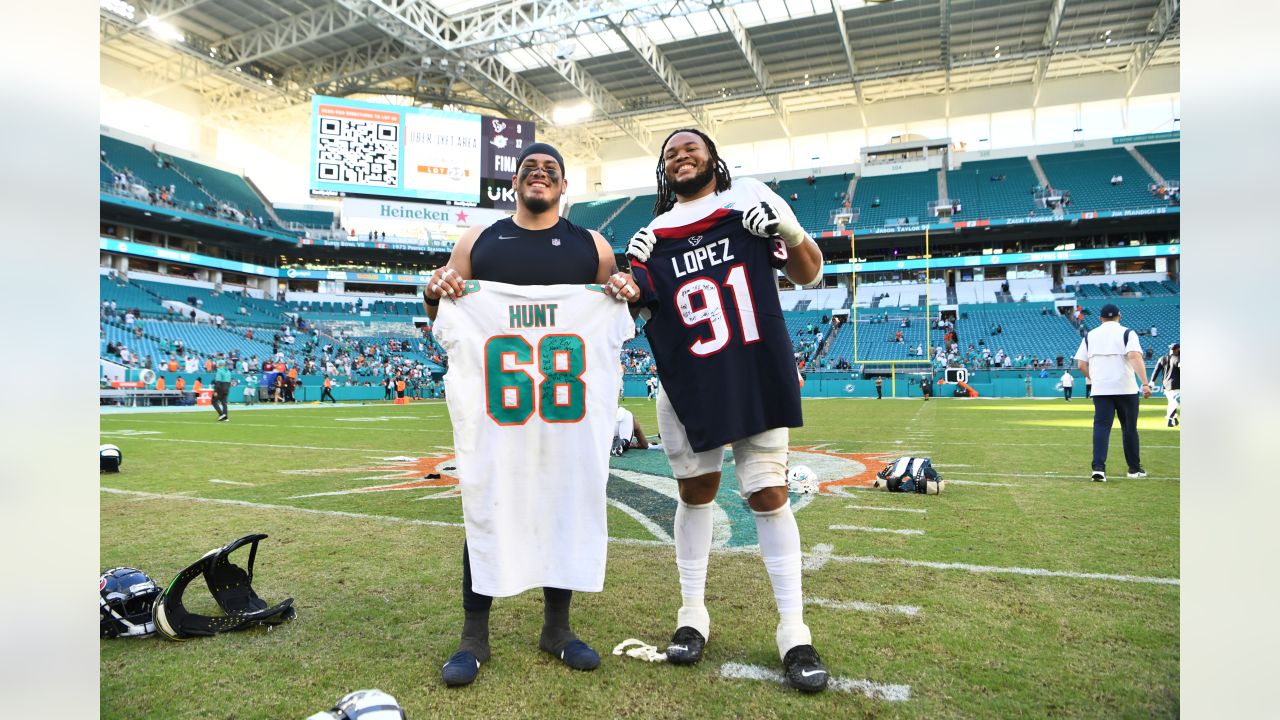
[
  {"xmin": 308, "ymin": 95, "xmax": 535, "ymax": 206},
  {"xmin": 341, "ymin": 197, "xmax": 509, "ymax": 227}
]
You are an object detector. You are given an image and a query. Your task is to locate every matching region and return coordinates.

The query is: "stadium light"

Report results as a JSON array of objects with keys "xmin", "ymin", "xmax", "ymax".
[
  {"xmin": 141, "ymin": 16, "xmax": 184, "ymax": 43},
  {"xmin": 552, "ymin": 101, "xmax": 593, "ymax": 126}
]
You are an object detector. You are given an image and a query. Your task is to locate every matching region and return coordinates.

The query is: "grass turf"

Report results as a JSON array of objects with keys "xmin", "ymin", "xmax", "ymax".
[{"xmin": 100, "ymin": 396, "xmax": 1178, "ymax": 718}]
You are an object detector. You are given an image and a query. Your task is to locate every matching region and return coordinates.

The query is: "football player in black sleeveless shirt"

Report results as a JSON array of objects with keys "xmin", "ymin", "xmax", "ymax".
[{"xmin": 422, "ymin": 144, "xmax": 637, "ymax": 687}]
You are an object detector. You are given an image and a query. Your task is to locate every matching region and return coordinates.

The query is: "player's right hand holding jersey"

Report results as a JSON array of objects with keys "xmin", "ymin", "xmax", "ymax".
[
  {"xmin": 626, "ymin": 227, "xmax": 657, "ymax": 262},
  {"xmin": 425, "ymin": 265, "xmax": 465, "ymax": 300}
]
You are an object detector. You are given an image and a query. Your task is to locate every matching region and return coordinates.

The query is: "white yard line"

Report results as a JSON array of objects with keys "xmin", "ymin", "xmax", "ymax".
[
  {"xmin": 208, "ymin": 479, "xmax": 254, "ymax": 486},
  {"xmin": 844, "ymin": 504, "xmax": 928, "ymax": 514},
  {"xmin": 947, "ymin": 479, "xmax": 1017, "ymax": 487},
  {"xmin": 945, "ymin": 470, "xmax": 1179, "ymax": 481},
  {"xmin": 101, "ymin": 488, "xmax": 462, "ymax": 527},
  {"xmin": 122, "ymin": 437, "xmax": 423, "ymax": 453},
  {"xmin": 817, "ymin": 548, "xmax": 1179, "ymax": 586},
  {"xmin": 98, "ymin": 490, "xmax": 1180, "ymax": 586},
  {"xmin": 805, "ymin": 596, "xmax": 922, "ymax": 617},
  {"xmin": 830, "ymin": 525, "xmax": 925, "ymax": 536},
  {"xmin": 719, "ymin": 662, "xmax": 911, "ymax": 701}
]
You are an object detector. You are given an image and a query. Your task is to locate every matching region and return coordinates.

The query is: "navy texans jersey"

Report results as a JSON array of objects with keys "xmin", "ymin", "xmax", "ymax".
[{"xmin": 631, "ymin": 207, "xmax": 801, "ymax": 452}]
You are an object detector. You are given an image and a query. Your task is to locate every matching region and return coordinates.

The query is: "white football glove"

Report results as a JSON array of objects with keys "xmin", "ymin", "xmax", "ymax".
[
  {"xmin": 626, "ymin": 227, "xmax": 657, "ymax": 262},
  {"xmin": 742, "ymin": 201, "xmax": 808, "ymax": 248}
]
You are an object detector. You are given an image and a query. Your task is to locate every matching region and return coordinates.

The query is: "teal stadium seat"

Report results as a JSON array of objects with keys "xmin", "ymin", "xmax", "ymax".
[
  {"xmin": 1134, "ymin": 142, "xmax": 1179, "ymax": 184},
  {"xmin": 601, "ymin": 194, "xmax": 658, "ymax": 252},
  {"xmin": 100, "ymin": 135, "xmax": 207, "ymax": 208},
  {"xmin": 276, "ymin": 208, "xmax": 336, "ymax": 228},
  {"xmin": 772, "ymin": 174, "xmax": 851, "ymax": 234},
  {"xmin": 825, "ymin": 308, "xmax": 935, "ymax": 363},
  {"xmin": 1078, "ymin": 298, "xmax": 1179, "ymax": 358},
  {"xmin": 566, "ymin": 197, "xmax": 629, "ymax": 232},
  {"xmin": 946, "ymin": 157, "xmax": 1040, "ymax": 220},
  {"xmin": 158, "ymin": 152, "xmax": 275, "ymax": 223},
  {"xmin": 1036, "ymin": 148, "xmax": 1157, "ymax": 213},
  {"xmin": 958, "ymin": 304, "xmax": 1081, "ymax": 363},
  {"xmin": 851, "ymin": 171, "xmax": 938, "ymax": 230}
]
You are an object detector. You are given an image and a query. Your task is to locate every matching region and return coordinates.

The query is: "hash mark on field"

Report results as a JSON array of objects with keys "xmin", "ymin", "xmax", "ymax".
[
  {"xmin": 831, "ymin": 525, "xmax": 925, "ymax": 536},
  {"xmin": 820, "ymin": 552, "xmax": 1180, "ymax": 586},
  {"xmin": 947, "ymin": 479, "xmax": 1016, "ymax": 487},
  {"xmin": 719, "ymin": 662, "xmax": 910, "ymax": 701},
  {"xmin": 101, "ymin": 488, "xmax": 463, "ymax": 528},
  {"xmin": 802, "ymin": 543, "xmax": 834, "ymax": 571},
  {"xmin": 208, "ymin": 479, "xmax": 254, "ymax": 486},
  {"xmin": 806, "ymin": 596, "xmax": 922, "ymax": 617},
  {"xmin": 845, "ymin": 504, "xmax": 928, "ymax": 514}
]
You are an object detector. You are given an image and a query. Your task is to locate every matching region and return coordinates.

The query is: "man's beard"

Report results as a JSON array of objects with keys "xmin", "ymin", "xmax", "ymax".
[
  {"xmin": 520, "ymin": 189, "xmax": 556, "ymax": 214},
  {"xmin": 668, "ymin": 163, "xmax": 715, "ymax": 197}
]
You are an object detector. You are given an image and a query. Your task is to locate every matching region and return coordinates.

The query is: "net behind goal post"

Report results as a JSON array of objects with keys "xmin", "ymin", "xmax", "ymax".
[{"xmin": 847, "ymin": 228, "xmax": 938, "ymax": 392}]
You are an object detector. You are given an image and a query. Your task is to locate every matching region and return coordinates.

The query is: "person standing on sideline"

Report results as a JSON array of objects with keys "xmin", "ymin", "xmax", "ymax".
[
  {"xmin": 875, "ymin": 376, "xmax": 883, "ymax": 399},
  {"xmin": 1150, "ymin": 343, "xmax": 1180, "ymax": 427},
  {"xmin": 212, "ymin": 357, "xmax": 232, "ymax": 421},
  {"xmin": 1060, "ymin": 370, "xmax": 1075, "ymax": 402},
  {"xmin": 625, "ymin": 128, "xmax": 829, "ymax": 692},
  {"xmin": 243, "ymin": 373, "xmax": 258, "ymax": 406},
  {"xmin": 421, "ymin": 142, "xmax": 639, "ymax": 687},
  {"xmin": 1025, "ymin": 374, "xmax": 1033, "ymax": 397},
  {"xmin": 1074, "ymin": 303, "xmax": 1152, "ymax": 482},
  {"xmin": 321, "ymin": 375, "xmax": 336, "ymax": 404}
]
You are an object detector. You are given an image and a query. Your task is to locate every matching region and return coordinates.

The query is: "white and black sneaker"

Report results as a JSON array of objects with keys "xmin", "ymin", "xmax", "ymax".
[
  {"xmin": 665, "ymin": 626, "xmax": 705, "ymax": 665},
  {"xmin": 610, "ymin": 437, "xmax": 627, "ymax": 457},
  {"xmin": 782, "ymin": 644, "xmax": 829, "ymax": 693},
  {"xmin": 1127, "ymin": 468, "xmax": 1147, "ymax": 479},
  {"xmin": 1090, "ymin": 470, "xmax": 1106, "ymax": 482}
]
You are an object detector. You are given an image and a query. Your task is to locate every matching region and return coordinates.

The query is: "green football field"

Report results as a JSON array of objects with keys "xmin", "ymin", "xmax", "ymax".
[{"xmin": 100, "ymin": 396, "xmax": 1179, "ymax": 719}]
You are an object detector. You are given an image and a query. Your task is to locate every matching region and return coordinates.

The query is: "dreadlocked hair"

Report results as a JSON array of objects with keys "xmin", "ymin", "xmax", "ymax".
[{"xmin": 653, "ymin": 128, "xmax": 733, "ymax": 216}]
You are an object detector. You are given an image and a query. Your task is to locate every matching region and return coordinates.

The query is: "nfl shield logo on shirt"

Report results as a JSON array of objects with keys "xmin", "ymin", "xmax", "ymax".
[{"xmin": 551, "ymin": 238, "xmax": 561, "ymax": 246}]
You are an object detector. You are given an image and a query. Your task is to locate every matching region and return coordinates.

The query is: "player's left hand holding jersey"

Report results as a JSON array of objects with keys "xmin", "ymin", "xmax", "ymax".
[
  {"xmin": 742, "ymin": 201, "xmax": 808, "ymax": 248},
  {"xmin": 603, "ymin": 271, "xmax": 639, "ymax": 302}
]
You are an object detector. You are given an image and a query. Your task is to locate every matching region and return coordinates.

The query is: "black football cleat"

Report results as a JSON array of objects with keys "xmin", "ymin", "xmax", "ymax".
[
  {"xmin": 665, "ymin": 626, "xmax": 705, "ymax": 665},
  {"xmin": 782, "ymin": 644, "xmax": 829, "ymax": 693},
  {"xmin": 441, "ymin": 650, "xmax": 481, "ymax": 687},
  {"xmin": 610, "ymin": 438, "xmax": 626, "ymax": 457}
]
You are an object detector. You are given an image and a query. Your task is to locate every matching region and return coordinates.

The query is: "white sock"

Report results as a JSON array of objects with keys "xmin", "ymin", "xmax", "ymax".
[
  {"xmin": 674, "ymin": 499, "xmax": 714, "ymax": 638},
  {"xmin": 754, "ymin": 503, "xmax": 812, "ymax": 659}
]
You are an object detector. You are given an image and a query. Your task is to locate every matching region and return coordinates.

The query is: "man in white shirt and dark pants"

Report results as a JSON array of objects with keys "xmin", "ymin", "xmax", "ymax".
[
  {"xmin": 1074, "ymin": 303, "xmax": 1152, "ymax": 482},
  {"xmin": 1059, "ymin": 370, "xmax": 1075, "ymax": 401}
]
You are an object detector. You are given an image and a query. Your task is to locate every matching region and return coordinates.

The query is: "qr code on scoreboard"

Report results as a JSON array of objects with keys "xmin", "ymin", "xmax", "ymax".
[{"xmin": 315, "ymin": 117, "xmax": 399, "ymax": 187}]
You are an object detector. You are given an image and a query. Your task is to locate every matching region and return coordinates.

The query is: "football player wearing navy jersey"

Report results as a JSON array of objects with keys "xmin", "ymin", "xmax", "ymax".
[{"xmin": 626, "ymin": 129, "xmax": 829, "ymax": 693}]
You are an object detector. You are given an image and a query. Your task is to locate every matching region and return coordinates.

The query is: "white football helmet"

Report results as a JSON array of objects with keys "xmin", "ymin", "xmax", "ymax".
[
  {"xmin": 787, "ymin": 464, "xmax": 819, "ymax": 494},
  {"xmin": 100, "ymin": 444, "xmax": 122, "ymax": 473},
  {"xmin": 304, "ymin": 690, "xmax": 405, "ymax": 720}
]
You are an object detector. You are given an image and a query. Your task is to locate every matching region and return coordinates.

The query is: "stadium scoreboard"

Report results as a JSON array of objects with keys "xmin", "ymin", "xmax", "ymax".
[{"xmin": 309, "ymin": 95, "xmax": 535, "ymax": 210}]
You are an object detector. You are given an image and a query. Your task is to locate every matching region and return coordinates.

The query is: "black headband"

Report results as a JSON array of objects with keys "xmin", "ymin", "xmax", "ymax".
[{"xmin": 517, "ymin": 142, "xmax": 565, "ymax": 175}]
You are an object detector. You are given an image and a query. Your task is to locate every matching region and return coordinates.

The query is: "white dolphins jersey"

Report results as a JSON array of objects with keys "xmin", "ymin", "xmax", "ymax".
[{"xmin": 433, "ymin": 280, "xmax": 635, "ymax": 597}]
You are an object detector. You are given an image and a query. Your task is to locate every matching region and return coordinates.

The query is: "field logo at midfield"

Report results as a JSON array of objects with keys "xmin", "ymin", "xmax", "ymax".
[
  {"xmin": 606, "ymin": 445, "xmax": 899, "ymax": 548},
  {"xmin": 286, "ymin": 453, "xmax": 460, "ymax": 499},
  {"xmin": 284, "ymin": 445, "xmax": 897, "ymax": 546}
]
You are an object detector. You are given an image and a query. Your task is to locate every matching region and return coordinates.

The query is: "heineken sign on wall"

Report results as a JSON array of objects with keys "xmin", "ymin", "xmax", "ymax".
[{"xmin": 341, "ymin": 197, "xmax": 510, "ymax": 227}]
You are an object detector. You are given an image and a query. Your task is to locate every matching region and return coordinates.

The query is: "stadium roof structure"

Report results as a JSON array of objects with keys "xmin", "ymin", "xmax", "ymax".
[{"xmin": 100, "ymin": 0, "xmax": 1179, "ymax": 159}]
